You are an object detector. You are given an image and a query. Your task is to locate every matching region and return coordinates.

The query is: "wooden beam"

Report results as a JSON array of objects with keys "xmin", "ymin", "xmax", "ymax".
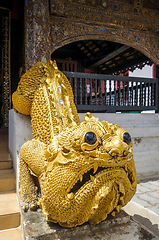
[
  {"xmin": 103, "ymin": 56, "xmax": 148, "ymax": 75},
  {"xmin": 88, "ymin": 45, "xmax": 130, "ymax": 69}
]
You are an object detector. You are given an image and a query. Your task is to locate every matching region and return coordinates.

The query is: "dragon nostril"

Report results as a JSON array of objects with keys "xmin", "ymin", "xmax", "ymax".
[
  {"xmin": 85, "ymin": 132, "xmax": 97, "ymax": 145},
  {"xmin": 123, "ymin": 132, "xmax": 131, "ymax": 145}
]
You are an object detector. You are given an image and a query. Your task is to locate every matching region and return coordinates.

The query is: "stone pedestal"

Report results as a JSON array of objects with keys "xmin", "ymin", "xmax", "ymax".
[{"xmin": 21, "ymin": 209, "xmax": 156, "ymax": 240}]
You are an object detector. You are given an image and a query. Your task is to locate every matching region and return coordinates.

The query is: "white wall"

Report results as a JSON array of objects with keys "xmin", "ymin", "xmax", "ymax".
[
  {"xmin": 129, "ymin": 65, "xmax": 153, "ymax": 78},
  {"xmin": 9, "ymin": 110, "xmax": 32, "ymax": 191}
]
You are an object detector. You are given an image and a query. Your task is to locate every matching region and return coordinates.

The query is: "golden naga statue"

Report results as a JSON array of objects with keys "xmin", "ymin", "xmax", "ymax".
[{"xmin": 12, "ymin": 60, "xmax": 137, "ymax": 228}]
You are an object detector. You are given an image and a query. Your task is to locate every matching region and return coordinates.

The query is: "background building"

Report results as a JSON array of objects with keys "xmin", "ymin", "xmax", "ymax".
[{"xmin": 0, "ymin": 0, "xmax": 159, "ymax": 127}]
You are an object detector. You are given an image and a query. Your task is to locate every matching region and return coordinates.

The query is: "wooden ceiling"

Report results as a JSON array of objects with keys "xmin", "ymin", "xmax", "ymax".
[{"xmin": 52, "ymin": 40, "xmax": 151, "ymax": 74}]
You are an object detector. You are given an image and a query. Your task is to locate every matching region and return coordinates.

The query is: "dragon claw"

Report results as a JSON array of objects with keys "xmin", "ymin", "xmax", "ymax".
[{"xmin": 22, "ymin": 203, "xmax": 29, "ymax": 212}]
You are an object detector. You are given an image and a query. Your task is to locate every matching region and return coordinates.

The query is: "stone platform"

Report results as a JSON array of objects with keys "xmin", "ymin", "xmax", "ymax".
[{"xmin": 21, "ymin": 209, "xmax": 157, "ymax": 240}]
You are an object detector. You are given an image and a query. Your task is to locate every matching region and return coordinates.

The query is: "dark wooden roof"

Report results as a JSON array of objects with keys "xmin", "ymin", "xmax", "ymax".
[{"xmin": 52, "ymin": 40, "xmax": 151, "ymax": 74}]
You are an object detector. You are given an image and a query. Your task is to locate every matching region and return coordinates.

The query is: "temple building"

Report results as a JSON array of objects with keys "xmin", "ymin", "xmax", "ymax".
[{"xmin": 0, "ymin": 0, "xmax": 159, "ymax": 127}]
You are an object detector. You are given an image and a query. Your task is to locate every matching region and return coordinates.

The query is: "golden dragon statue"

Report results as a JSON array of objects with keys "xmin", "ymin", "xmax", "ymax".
[{"xmin": 12, "ymin": 60, "xmax": 137, "ymax": 228}]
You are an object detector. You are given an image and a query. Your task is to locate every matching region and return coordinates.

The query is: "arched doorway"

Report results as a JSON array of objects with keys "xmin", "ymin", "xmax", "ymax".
[
  {"xmin": 50, "ymin": 17, "xmax": 159, "ymax": 67},
  {"xmin": 51, "ymin": 40, "xmax": 151, "ymax": 75},
  {"xmin": 51, "ymin": 39, "xmax": 157, "ymax": 113}
]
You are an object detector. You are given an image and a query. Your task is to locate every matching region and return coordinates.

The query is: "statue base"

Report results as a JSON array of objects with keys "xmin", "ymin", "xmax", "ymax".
[{"xmin": 21, "ymin": 209, "xmax": 156, "ymax": 240}]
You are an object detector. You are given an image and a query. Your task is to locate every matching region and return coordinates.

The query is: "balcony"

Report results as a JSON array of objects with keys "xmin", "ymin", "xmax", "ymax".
[{"xmin": 63, "ymin": 71, "xmax": 158, "ymax": 113}]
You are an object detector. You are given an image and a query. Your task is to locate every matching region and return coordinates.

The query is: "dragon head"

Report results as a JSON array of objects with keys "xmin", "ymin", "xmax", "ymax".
[{"xmin": 39, "ymin": 112, "xmax": 136, "ymax": 227}]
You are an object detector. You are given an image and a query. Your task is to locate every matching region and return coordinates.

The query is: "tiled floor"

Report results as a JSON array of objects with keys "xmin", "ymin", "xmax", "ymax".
[{"xmin": 132, "ymin": 179, "xmax": 159, "ymax": 215}]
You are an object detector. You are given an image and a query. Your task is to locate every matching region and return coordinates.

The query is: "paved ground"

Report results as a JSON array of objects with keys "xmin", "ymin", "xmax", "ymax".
[{"xmin": 132, "ymin": 177, "xmax": 159, "ymax": 215}]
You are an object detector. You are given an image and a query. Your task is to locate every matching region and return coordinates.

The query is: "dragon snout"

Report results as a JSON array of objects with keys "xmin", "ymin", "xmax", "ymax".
[{"xmin": 103, "ymin": 132, "xmax": 132, "ymax": 157}]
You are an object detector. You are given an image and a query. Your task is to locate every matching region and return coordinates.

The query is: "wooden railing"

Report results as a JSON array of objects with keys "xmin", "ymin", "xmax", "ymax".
[{"xmin": 63, "ymin": 71, "xmax": 158, "ymax": 112}]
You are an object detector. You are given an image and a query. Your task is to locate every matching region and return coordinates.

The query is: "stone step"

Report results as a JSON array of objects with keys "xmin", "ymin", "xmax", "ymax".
[
  {"xmin": 0, "ymin": 143, "xmax": 12, "ymax": 170},
  {"xmin": 0, "ymin": 192, "xmax": 20, "ymax": 231},
  {"xmin": 0, "ymin": 228, "xmax": 22, "ymax": 240},
  {"xmin": 0, "ymin": 155, "xmax": 13, "ymax": 170},
  {"xmin": 0, "ymin": 169, "xmax": 16, "ymax": 192},
  {"xmin": 0, "ymin": 134, "xmax": 8, "ymax": 149},
  {"xmin": 0, "ymin": 160, "xmax": 12, "ymax": 170}
]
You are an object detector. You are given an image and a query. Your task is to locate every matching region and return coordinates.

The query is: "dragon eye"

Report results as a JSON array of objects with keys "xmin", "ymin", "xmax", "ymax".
[
  {"xmin": 85, "ymin": 132, "xmax": 97, "ymax": 145},
  {"xmin": 123, "ymin": 132, "xmax": 131, "ymax": 145}
]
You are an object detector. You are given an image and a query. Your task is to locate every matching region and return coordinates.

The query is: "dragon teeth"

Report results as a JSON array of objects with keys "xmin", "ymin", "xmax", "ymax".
[
  {"xmin": 92, "ymin": 204, "xmax": 98, "ymax": 210},
  {"xmin": 90, "ymin": 175, "xmax": 95, "ymax": 181},
  {"xmin": 79, "ymin": 174, "xmax": 83, "ymax": 182},
  {"xmin": 67, "ymin": 192, "xmax": 74, "ymax": 200},
  {"xmin": 93, "ymin": 162, "xmax": 98, "ymax": 174}
]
